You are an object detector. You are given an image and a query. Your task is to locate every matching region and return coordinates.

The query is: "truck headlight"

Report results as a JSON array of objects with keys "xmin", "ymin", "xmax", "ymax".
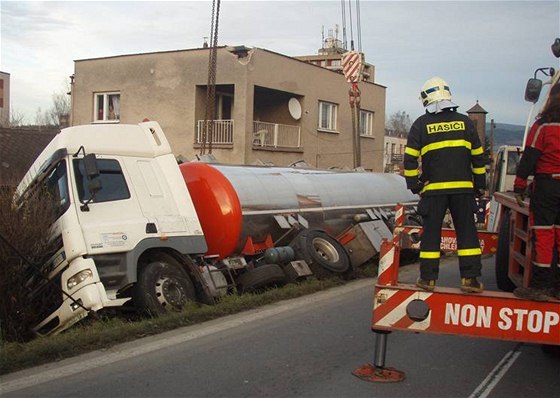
[{"xmin": 67, "ymin": 269, "xmax": 93, "ymax": 289}]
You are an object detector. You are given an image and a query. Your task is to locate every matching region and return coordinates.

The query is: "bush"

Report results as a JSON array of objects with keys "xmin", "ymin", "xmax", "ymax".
[{"xmin": 0, "ymin": 178, "xmax": 58, "ymax": 342}]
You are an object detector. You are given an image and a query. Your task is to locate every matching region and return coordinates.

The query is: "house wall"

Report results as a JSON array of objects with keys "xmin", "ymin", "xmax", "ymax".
[
  {"xmin": 72, "ymin": 47, "xmax": 385, "ymax": 171},
  {"xmin": 0, "ymin": 71, "xmax": 10, "ymax": 127}
]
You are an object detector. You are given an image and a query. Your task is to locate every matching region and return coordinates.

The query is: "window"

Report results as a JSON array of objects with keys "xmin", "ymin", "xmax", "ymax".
[
  {"xmin": 94, "ymin": 92, "xmax": 120, "ymax": 122},
  {"xmin": 359, "ymin": 110, "xmax": 374, "ymax": 136},
  {"xmin": 318, "ymin": 101, "xmax": 337, "ymax": 131},
  {"xmin": 74, "ymin": 159, "xmax": 130, "ymax": 203},
  {"xmin": 45, "ymin": 161, "xmax": 70, "ymax": 216},
  {"xmin": 506, "ymin": 150, "xmax": 520, "ymax": 175}
]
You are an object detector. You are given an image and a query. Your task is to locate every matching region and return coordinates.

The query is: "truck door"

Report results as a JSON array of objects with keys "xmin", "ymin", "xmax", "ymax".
[{"xmin": 72, "ymin": 156, "xmax": 147, "ymax": 255}]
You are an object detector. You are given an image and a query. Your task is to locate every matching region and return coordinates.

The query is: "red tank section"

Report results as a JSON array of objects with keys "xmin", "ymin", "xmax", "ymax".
[{"xmin": 179, "ymin": 163, "xmax": 243, "ymax": 259}]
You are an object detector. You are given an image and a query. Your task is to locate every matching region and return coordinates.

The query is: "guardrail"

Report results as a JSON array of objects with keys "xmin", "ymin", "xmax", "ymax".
[
  {"xmin": 253, "ymin": 121, "xmax": 301, "ymax": 149},
  {"xmin": 196, "ymin": 120, "xmax": 234, "ymax": 144}
]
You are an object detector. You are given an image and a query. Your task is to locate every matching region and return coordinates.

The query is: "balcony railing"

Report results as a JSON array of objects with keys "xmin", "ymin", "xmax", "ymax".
[
  {"xmin": 196, "ymin": 119, "xmax": 234, "ymax": 145},
  {"xmin": 253, "ymin": 121, "xmax": 301, "ymax": 149}
]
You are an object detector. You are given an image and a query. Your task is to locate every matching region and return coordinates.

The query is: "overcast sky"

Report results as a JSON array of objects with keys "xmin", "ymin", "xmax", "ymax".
[{"xmin": 1, "ymin": 0, "xmax": 559, "ymax": 126}]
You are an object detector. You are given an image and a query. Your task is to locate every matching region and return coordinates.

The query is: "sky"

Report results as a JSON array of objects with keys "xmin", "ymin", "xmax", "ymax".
[{"xmin": 1, "ymin": 0, "xmax": 559, "ymax": 126}]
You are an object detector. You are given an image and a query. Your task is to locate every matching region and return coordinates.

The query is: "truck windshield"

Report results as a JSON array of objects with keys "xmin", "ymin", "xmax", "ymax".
[{"xmin": 73, "ymin": 158, "xmax": 130, "ymax": 203}]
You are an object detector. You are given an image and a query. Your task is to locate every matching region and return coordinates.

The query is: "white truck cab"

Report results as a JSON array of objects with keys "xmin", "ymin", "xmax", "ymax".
[{"xmin": 17, "ymin": 121, "xmax": 207, "ymax": 335}]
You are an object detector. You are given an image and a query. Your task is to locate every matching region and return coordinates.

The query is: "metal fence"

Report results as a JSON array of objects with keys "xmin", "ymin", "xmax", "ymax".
[
  {"xmin": 253, "ymin": 121, "xmax": 301, "ymax": 149},
  {"xmin": 196, "ymin": 120, "xmax": 234, "ymax": 144}
]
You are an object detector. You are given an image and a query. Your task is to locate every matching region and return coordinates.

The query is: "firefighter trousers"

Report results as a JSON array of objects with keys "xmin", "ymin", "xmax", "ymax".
[
  {"xmin": 417, "ymin": 193, "xmax": 482, "ymax": 280},
  {"xmin": 530, "ymin": 177, "xmax": 560, "ymax": 269}
]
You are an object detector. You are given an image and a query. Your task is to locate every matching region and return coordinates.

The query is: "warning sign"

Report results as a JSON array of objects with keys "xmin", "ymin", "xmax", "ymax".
[{"xmin": 341, "ymin": 51, "xmax": 364, "ymax": 83}]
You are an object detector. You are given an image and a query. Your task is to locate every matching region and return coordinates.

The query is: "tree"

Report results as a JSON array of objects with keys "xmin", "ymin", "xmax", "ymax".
[
  {"xmin": 386, "ymin": 110, "xmax": 412, "ymax": 137},
  {"xmin": 8, "ymin": 107, "xmax": 26, "ymax": 127},
  {"xmin": 34, "ymin": 81, "xmax": 72, "ymax": 127},
  {"xmin": 47, "ymin": 88, "xmax": 71, "ymax": 126}
]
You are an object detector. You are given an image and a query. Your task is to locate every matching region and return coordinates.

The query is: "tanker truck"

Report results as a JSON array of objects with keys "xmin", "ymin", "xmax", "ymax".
[{"xmin": 15, "ymin": 121, "xmax": 418, "ymax": 335}]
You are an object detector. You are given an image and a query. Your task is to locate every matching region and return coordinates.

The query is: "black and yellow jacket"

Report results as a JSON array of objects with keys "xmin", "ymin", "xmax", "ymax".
[{"xmin": 403, "ymin": 109, "xmax": 486, "ymax": 196}]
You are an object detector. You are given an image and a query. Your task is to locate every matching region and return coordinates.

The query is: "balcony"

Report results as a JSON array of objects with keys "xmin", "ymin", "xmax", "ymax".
[
  {"xmin": 196, "ymin": 120, "xmax": 234, "ymax": 145},
  {"xmin": 253, "ymin": 121, "xmax": 301, "ymax": 149},
  {"xmin": 195, "ymin": 120, "xmax": 301, "ymax": 150}
]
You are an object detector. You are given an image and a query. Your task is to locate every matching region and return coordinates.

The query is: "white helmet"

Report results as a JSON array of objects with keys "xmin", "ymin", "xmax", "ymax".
[{"xmin": 419, "ymin": 76, "xmax": 453, "ymax": 106}]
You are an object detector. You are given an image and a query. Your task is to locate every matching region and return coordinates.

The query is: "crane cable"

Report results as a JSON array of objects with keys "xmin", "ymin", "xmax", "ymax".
[
  {"xmin": 201, "ymin": 0, "xmax": 221, "ymax": 155},
  {"xmin": 341, "ymin": 0, "xmax": 347, "ymax": 50},
  {"xmin": 342, "ymin": 0, "xmax": 361, "ymax": 52}
]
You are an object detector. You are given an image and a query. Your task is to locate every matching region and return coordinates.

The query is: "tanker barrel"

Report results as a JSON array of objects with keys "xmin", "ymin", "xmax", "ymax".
[{"xmin": 180, "ymin": 162, "xmax": 419, "ymax": 259}]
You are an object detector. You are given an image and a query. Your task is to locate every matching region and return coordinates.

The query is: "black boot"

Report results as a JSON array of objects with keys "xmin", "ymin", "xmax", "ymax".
[{"xmin": 514, "ymin": 265, "xmax": 554, "ymax": 302}]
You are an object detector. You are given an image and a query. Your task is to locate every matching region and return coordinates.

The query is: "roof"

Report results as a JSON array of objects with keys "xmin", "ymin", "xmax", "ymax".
[
  {"xmin": 0, "ymin": 127, "xmax": 59, "ymax": 184},
  {"xmin": 466, "ymin": 101, "xmax": 488, "ymax": 114}
]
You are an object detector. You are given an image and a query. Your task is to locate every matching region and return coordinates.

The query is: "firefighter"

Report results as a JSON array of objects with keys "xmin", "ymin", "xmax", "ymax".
[
  {"xmin": 404, "ymin": 77, "xmax": 487, "ymax": 293},
  {"xmin": 513, "ymin": 82, "xmax": 560, "ymax": 301}
]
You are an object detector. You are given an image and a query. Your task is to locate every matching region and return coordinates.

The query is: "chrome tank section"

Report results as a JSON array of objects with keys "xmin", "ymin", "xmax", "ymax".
[{"xmin": 211, "ymin": 164, "xmax": 418, "ymax": 256}]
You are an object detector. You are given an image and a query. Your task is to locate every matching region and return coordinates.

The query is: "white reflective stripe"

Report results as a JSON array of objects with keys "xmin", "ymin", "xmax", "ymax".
[
  {"xmin": 530, "ymin": 125, "xmax": 544, "ymax": 147},
  {"xmin": 378, "ymin": 246, "xmax": 395, "ymax": 277},
  {"xmin": 531, "ymin": 225, "xmax": 554, "ymax": 230},
  {"xmin": 533, "ymin": 262, "xmax": 552, "ymax": 268},
  {"xmin": 375, "ymin": 289, "xmax": 433, "ymax": 330},
  {"xmin": 395, "ymin": 206, "xmax": 404, "ymax": 222}
]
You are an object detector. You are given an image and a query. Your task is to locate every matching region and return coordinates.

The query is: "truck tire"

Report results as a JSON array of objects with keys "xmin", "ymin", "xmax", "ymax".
[
  {"xmin": 236, "ymin": 263, "xmax": 287, "ymax": 293},
  {"xmin": 496, "ymin": 209, "xmax": 516, "ymax": 292},
  {"xmin": 134, "ymin": 260, "xmax": 196, "ymax": 316},
  {"xmin": 290, "ymin": 229, "xmax": 350, "ymax": 278}
]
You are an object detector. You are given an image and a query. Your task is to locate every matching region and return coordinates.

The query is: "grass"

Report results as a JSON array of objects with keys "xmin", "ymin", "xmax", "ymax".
[{"xmin": 0, "ymin": 265, "xmax": 377, "ymax": 376}]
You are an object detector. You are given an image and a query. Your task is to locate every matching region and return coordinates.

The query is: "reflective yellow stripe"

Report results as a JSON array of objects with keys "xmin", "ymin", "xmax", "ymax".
[
  {"xmin": 472, "ymin": 166, "xmax": 486, "ymax": 175},
  {"xmin": 458, "ymin": 248, "xmax": 482, "ymax": 256},
  {"xmin": 420, "ymin": 251, "xmax": 441, "ymax": 259},
  {"xmin": 471, "ymin": 146, "xmax": 484, "ymax": 156},
  {"xmin": 404, "ymin": 169, "xmax": 419, "ymax": 177},
  {"xmin": 421, "ymin": 181, "xmax": 474, "ymax": 192},
  {"xmin": 405, "ymin": 147, "xmax": 420, "ymax": 157},
  {"xmin": 421, "ymin": 139, "xmax": 471, "ymax": 156}
]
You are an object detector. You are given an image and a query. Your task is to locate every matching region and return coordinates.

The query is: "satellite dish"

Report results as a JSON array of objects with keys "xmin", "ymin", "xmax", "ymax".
[{"xmin": 288, "ymin": 98, "xmax": 302, "ymax": 120}]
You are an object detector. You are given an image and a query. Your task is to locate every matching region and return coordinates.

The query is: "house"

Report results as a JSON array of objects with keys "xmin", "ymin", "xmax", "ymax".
[
  {"xmin": 0, "ymin": 71, "xmax": 10, "ymax": 127},
  {"xmin": 383, "ymin": 129, "xmax": 407, "ymax": 173},
  {"xmin": 70, "ymin": 45, "xmax": 386, "ymax": 171}
]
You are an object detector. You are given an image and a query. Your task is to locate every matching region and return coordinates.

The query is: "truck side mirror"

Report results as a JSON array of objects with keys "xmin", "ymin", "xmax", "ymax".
[
  {"xmin": 83, "ymin": 153, "xmax": 99, "ymax": 179},
  {"xmin": 80, "ymin": 153, "xmax": 103, "ymax": 211},
  {"xmin": 524, "ymin": 78, "xmax": 542, "ymax": 103},
  {"xmin": 88, "ymin": 178, "xmax": 102, "ymax": 195}
]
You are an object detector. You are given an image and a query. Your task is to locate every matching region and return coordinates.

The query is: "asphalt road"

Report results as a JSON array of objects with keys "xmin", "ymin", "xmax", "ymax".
[{"xmin": 1, "ymin": 256, "xmax": 559, "ymax": 398}]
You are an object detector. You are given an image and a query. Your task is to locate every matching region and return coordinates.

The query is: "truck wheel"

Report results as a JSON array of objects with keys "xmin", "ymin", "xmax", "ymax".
[
  {"xmin": 290, "ymin": 229, "xmax": 350, "ymax": 278},
  {"xmin": 134, "ymin": 261, "xmax": 196, "ymax": 315},
  {"xmin": 496, "ymin": 210, "xmax": 516, "ymax": 292},
  {"xmin": 236, "ymin": 264, "xmax": 287, "ymax": 293}
]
